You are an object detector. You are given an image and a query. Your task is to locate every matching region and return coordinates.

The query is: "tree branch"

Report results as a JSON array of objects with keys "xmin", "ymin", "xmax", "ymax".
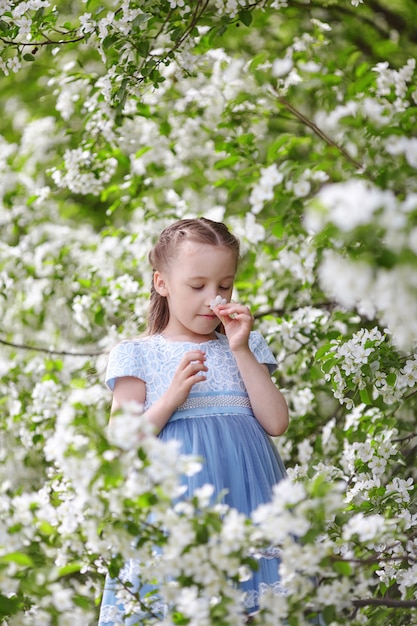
[
  {"xmin": 353, "ymin": 598, "xmax": 417, "ymax": 608},
  {"xmin": 0, "ymin": 34, "xmax": 85, "ymax": 47},
  {"xmin": 271, "ymin": 90, "xmax": 366, "ymax": 173},
  {"xmin": 0, "ymin": 337, "xmax": 104, "ymax": 357}
]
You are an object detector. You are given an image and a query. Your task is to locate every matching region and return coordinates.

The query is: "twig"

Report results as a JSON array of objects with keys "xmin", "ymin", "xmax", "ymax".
[
  {"xmin": 0, "ymin": 337, "xmax": 104, "ymax": 357},
  {"xmin": 0, "ymin": 34, "xmax": 85, "ymax": 47},
  {"xmin": 271, "ymin": 90, "xmax": 366, "ymax": 173},
  {"xmin": 353, "ymin": 598, "xmax": 417, "ymax": 608}
]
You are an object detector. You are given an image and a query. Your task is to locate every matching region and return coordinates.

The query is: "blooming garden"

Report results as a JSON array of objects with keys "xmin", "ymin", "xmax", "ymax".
[{"xmin": 0, "ymin": 0, "xmax": 416, "ymax": 624}]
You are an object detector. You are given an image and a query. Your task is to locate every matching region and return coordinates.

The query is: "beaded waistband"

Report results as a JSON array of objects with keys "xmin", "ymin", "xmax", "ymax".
[{"xmin": 168, "ymin": 391, "xmax": 253, "ymax": 421}]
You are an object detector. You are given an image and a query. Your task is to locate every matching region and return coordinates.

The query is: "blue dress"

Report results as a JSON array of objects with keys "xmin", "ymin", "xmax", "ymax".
[{"xmin": 98, "ymin": 331, "xmax": 287, "ymax": 625}]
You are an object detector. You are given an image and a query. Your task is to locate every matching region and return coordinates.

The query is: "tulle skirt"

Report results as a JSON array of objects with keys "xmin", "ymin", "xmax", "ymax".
[{"xmin": 98, "ymin": 411, "xmax": 287, "ymax": 625}]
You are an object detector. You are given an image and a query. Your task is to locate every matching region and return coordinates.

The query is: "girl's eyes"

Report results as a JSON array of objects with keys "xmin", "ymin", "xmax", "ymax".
[{"xmin": 190, "ymin": 285, "xmax": 231, "ymax": 291}]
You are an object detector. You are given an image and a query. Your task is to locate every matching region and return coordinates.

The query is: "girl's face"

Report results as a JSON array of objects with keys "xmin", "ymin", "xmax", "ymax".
[{"xmin": 154, "ymin": 241, "xmax": 237, "ymax": 341}]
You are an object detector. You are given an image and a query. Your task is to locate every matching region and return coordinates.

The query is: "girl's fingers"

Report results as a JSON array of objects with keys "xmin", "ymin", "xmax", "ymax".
[
  {"xmin": 182, "ymin": 350, "xmax": 206, "ymax": 362},
  {"xmin": 216, "ymin": 303, "xmax": 253, "ymax": 320},
  {"xmin": 179, "ymin": 350, "xmax": 207, "ymax": 378}
]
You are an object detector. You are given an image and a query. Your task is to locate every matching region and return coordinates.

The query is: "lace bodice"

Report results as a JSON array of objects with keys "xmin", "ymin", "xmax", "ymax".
[{"xmin": 106, "ymin": 331, "xmax": 277, "ymax": 412}]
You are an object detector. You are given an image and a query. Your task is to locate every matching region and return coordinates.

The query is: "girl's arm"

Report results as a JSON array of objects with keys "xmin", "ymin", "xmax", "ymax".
[
  {"xmin": 111, "ymin": 349, "xmax": 208, "ymax": 433},
  {"xmin": 111, "ymin": 376, "xmax": 145, "ymax": 418},
  {"xmin": 231, "ymin": 348, "xmax": 289, "ymax": 436},
  {"xmin": 214, "ymin": 302, "xmax": 289, "ymax": 437}
]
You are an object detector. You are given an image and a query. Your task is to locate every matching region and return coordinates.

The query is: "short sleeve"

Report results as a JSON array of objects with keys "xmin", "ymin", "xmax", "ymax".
[
  {"xmin": 249, "ymin": 331, "xmax": 277, "ymax": 374},
  {"xmin": 105, "ymin": 341, "xmax": 145, "ymax": 391}
]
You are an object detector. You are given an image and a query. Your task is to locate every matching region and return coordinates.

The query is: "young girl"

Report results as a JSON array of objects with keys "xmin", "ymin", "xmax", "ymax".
[{"xmin": 98, "ymin": 217, "xmax": 289, "ymax": 625}]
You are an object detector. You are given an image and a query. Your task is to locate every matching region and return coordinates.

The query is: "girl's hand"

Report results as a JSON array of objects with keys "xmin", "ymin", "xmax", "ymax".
[
  {"xmin": 213, "ymin": 302, "xmax": 254, "ymax": 352},
  {"xmin": 164, "ymin": 349, "xmax": 207, "ymax": 408}
]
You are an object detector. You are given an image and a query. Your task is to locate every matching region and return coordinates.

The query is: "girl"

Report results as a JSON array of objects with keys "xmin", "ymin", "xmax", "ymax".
[{"xmin": 98, "ymin": 217, "xmax": 289, "ymax": 625}]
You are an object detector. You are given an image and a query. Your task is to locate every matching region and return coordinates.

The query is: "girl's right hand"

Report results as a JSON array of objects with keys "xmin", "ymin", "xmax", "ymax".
[{"xmin": 164, "ymin": 349, "xmax": 207, "ymax": 409}]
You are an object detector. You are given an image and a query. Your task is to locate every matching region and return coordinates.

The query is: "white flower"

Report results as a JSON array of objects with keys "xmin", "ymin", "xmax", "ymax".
[
  {"xmin": 272, "ymin": 57, "xmax": 293, "ymax": 77},
  {"xmin": 6, "ymin": 56, "xmax": 22, "ymax": 73},
  {"xmin": 244, "ymin": 212, "xmax": 265, "ymax": 243},
  {"xmin": 343, "ymin": 512, "xmax": 386, "ymax": 541},
  {"xmin": 209, "ymin": 295, "xmax": 227, "ymax": 309},
  {"xmin": 292, "ymin": 179, "xmax": 311, "ymax": 197},
  {"xmin": 297, "ymin": 438, "xmax": 313, "ymax": 464},
  {"xmin": 193, "ymin": 483, "xmax": 215, "ymax": 507},
  {"xmin": 249, "ymin": 164, "xmax": 284, "ymax": 214},
  {"xmin": 79, "ymin": 12, "xmax": 96, "ymax": 34},
  {"xmin": 386, "ymin": 136, "xmax": 417, "ymax": 168},
  {"xmin": 272, "ymin": 477, "xmax": 306, "ymax": 506},
  {"xmin": 106, "ymin": 402, "xmax": 145, "ymax": 450},
  {"xmin": 15, "ymin": 16, "xmax": 32, "ymax": 37},
  {"xmin": 310, "ymin": 179, "xmax": 395, "ymax": 232},
  {"xmin": 385, "ymin": 477, "xmax": 414, "ymax": 503}
]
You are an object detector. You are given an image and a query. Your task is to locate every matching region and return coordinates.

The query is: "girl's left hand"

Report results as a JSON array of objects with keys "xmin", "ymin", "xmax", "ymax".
[{"xmin": 213, "ymin": 302, "xmax": 254, "ymax": 352}]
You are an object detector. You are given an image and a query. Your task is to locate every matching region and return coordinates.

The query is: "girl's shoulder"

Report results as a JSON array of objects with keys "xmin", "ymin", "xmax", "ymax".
[
  {"xmin": 109, "ymin": 334, "xmax": 156, "ymax": 351},
  {"xmin": 105, "ymin": 335, "xmax": 160, "ymax": 390}
]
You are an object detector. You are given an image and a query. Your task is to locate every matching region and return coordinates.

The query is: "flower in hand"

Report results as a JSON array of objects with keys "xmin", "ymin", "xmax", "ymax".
[{"xmin": 209, "ymin": 295, "xmax": 227, "ymax": 310}]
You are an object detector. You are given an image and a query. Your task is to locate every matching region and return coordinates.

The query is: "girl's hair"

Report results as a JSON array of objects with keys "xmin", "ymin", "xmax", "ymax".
[{"xmin": 147, "ymin": 217, "xmax": 240, "ymax": 335}]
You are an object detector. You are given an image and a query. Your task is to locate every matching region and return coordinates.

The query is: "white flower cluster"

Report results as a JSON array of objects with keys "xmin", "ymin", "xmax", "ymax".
[
  {"xmin": 249, "ymin": 164, "xmax": 284, "ymax": 214},
  {"xmin": 374, "ymin": 58, "xmax": 416, "ymax": 102},
  {"xmin": 214, "ymin": 0, "xmax": 250, "ymax": 18},
  {"xmin": 72, "ymin": 273, "xmax": 145, "ymax": 332},
  {"xmin": 306, "ymin": 178, "xmax": 396, "ymax": 233},
  {"xmin": 50, "ymin": 148, "xmax": 118, "ymax": 195},
  {"xmin": 322, "ymin": 327, "xmax": 404, "ymax": 408},
  {"xmin": 275, "ymin": 235, "xmax": 317, "ymax": 285},
  {"xmin": 269, "ymin": 306, "xmax": 329, "ymax": 356},
  {"xmin": 306, "ymin": 177, "xmax": 417, "ymax": 349},
  {"xmin": 385, "ymin": 135, "xmax": 417, "ymax": 168}
]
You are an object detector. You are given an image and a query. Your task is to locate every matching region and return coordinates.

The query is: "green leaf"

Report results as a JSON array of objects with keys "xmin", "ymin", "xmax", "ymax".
[
  {"xmin": 58, "ymin": 562, "xmax": 82, "ymax": 577},
  {"xmin": 359, "ymin": 387, "xmax": 372, "ymax": 405},
  {"xmin": 239, "ymin": 10, "xmax": 252, "ymax": 26},
  {"xmin": 0, "ymin": 552, "xmax": 34, "ymax": 567},
  {"xmin": 333, "ymin": 560, "xmax": 352, "ymax": 576},
  {"xmin": 314, "ymin": 343, "xmax": 333, "ymax": 361},
  {"xmin": 0, "ymin": 19, "xmax": 11, "ymax": 33},
  {"xmin": 132, "ymin": 13, "xmax": 152, "ymax": 29},
  {"xmin": 136, "ymin": 40, "xmax": 150, "ymax": 57},
  {"xmin": 321, "ymin": 358, "xmax": 336, "ymax": 373},
  {"xmin": 249, "ymin": 51, "xmax": 269, "ymax": 71},
  {"xmin": 170, "ymin": 26, "xmax": 184, "ymax": 42},
  {"xmin": 37, "ymin": 521, "xmax": 56, "ymax": 535},
  {"xmin": 214, "ymin": 155, "xmax": 240, "ymax": 169},
  {"xmin": 102, "ymin": 34, "xmax": 118, "ymax": 51},
  {"xmin": 271, "ymin": 220, "xmax": 284, "ymax": 238},
  {"xmin": 322, "ymin": 606, "xmax": 336, "ymax": 624},
  {"xmin": 0, "ymin": 594, "xmax": 21, "ymax": 618},
  {"xmin": 23, "ymin": 54, "xmax": 35, "ymax": 62}
]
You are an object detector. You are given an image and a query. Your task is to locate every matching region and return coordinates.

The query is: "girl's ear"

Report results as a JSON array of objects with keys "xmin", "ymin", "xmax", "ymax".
[{"xmin": 154, "ymin": 270, "xmax": 168, "ymax": 297}]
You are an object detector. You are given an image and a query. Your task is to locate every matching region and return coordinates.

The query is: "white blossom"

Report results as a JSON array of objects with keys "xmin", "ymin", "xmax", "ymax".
[{"xmin": 343, "ymin": 513, "xmax": 386, "ymax": 542}]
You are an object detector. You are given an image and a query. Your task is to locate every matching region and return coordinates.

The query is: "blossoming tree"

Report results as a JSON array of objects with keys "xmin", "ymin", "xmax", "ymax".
[{"xmin": 0, "ymin": 0, "xmax": 416, "ymax": 624}]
